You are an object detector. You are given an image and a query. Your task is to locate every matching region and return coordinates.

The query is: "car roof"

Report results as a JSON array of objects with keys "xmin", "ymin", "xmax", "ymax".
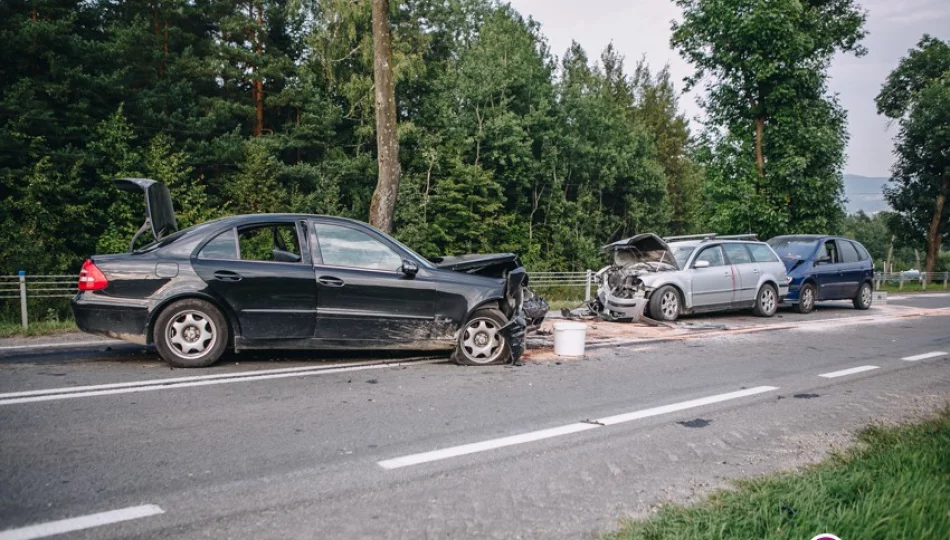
[{"xmin": 668, "ymin": 239, "xmax": 767, "ymax": 248}]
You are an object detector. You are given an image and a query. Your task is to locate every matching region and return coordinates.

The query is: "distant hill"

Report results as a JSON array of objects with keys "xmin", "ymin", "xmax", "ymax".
[{"xmin": 843, "ymin": 174, "xmax": 890, "ymax": 215}]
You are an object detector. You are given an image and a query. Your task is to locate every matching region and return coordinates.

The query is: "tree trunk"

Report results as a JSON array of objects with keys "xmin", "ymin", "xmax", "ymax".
[
  {"xmin": 924, "ymin": 176, "xmax": 949, "ymax": 277},
  {"xmin": 754, "ymin": 116, "xmax": 765, "ymax": 179},
  {"xmin": 369, "ymin": 0, "xmax": 400, "ymax": 233},
  {"xmin": 252, "ymin": 2, "xmax": 264, "ymax": 137}
]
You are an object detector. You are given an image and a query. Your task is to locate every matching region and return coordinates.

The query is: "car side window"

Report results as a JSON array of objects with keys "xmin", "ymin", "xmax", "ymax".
[
  {"xmin": 748, "ymin": 243, "xmax": 779, "ymax": 263},
  {"xmin": 198, "ymin": 228, "xmax": 238, "ymax": 260},
  {"xmin": 314, "ymin": 223, "xmax": 403, "ymax": 271},
  {"xmin": 237, "ymin": 224, "xmax": 302, "ymax": 263},
  {"xmin": 722, "ymin": 243, "xmax": 753, "ymax": 264},
  {"xmin": 821, "ymin": 240, "xmax": 839, "ymax": 264},
  {"xmin": 853, "ymin": 242, "xmax": 870, "ymax": 261},
  {"xmin": 694, "ymin": 246, "xmax": 725, "ymax": 267},
  {"xmin": 839, "ymin": 240, "xmax": 859, "ymax": 263}
]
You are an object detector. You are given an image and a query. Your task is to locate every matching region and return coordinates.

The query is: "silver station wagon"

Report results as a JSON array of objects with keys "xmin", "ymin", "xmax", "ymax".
[{"xmin": 591, "ymin": 233, "xmax": 789, "ymax": 322}]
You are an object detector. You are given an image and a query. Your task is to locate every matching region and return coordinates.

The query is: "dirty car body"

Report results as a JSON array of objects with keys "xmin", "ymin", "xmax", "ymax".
[
  {"xmin": 72, "ymin": 179, "xmax": 546, "ymax": 368},
  {"xmin": 590, "ymin": 234, "xmax": 789, "ymax": 322}
]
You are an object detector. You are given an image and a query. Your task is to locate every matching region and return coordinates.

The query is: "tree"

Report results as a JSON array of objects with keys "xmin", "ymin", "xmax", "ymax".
[
  {"xmin": 369, "ymin": 0, "xmax": 401, "ymax": 233},
  {"xmin": 876, "ymin": 36, "xmax": 950, "ymax": 277},
  {"xmin": 672, "ymin": 0, "xmax": 866, "ymax": 238}
]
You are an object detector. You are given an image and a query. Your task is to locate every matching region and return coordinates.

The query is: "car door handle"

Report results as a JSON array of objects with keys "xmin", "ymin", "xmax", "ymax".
[
  {"xmin": 213, "ymin": 270, "xmax": 242, "ymax": 282},
  {"xmin": 318, "ymin": 276, "xmax": 345, "ymax": 287}
]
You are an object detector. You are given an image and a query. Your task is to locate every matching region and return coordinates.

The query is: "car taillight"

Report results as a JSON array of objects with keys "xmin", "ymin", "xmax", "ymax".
[{"xmin": 78, "ymin": 259, "xmax": 109, "ymax": 291}]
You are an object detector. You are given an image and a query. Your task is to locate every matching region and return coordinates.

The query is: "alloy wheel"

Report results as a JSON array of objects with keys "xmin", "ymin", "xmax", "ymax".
[
  {"xmin": 165, "ymin": 310, "xmax": 217, "ymax": 359},
  {"xmin": 760, "ymin": 287, "xmax": 776, "ymax": 314},
  {"xmin": 661, "ymin": 290, "xmax": 679, "ymax": 319},
  {"xmin": 461, "ymin": 318, "xmax": 504, "ymax": 364}
]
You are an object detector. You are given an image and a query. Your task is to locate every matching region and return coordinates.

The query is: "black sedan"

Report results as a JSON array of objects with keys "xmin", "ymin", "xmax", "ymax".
[{"xmin": 72, "ymin": 179, "xmax": 547, "ymax": 368}]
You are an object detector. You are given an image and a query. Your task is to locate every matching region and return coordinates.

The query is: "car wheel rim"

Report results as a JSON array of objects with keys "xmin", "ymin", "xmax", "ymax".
[
  {"xmin": 802, "ymin": 288, "xmax": 814, "ymax": 310},
  {"xmin": 166, "ymin": 310, "xmax": 217, "ymax": 359},
  {"xmin": 861, "ymin": 285, "xmax": 872, "ymax": 305},
  {"xmin": 461, "ymin": 318, "xmax": 504, "ymax": 364},
  {"xmin": 761, "ymin": 288, "xmax": 776, "ymax": 313},
  {"xmin": 661, "ymin": 291, "xmax": 678, "ymax": 319}
]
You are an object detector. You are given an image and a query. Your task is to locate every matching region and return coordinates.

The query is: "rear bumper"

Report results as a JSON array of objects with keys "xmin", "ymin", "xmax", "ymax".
[{"xmin": 72, "ymin": 294, "xmax": 149, "ymax": 345}]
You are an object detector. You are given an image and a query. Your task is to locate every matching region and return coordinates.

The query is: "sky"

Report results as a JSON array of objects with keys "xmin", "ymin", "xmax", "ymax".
[{"xmin": 506, "ymin": 0, "xmax": 950, "ymax": 178}]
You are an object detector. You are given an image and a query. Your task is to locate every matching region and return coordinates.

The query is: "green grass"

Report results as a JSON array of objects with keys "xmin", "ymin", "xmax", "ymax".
[
  {"xmin": 0, "ymin": 319, "xmax": 77, "ymax": 338},
  {"xmin": 606, "ymin": 407, "xmax": 950, "ymax": 540}
]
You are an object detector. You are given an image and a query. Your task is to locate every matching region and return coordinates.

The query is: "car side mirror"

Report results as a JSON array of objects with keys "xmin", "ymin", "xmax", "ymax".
[
  {"xmin": 401, "ymin": 260, "xmax": 419, "ymax": 277},
  {"xmin": 693, "ymin": 260, "xmax": 710, "ymax": 269}
]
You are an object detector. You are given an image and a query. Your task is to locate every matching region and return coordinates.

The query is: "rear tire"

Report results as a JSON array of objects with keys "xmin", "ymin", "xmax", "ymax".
[
  {"xmin": 153, "ymin": 298, "xmax": 229, "ymax": 368},
  {"xmin": 794, "ymin": 283, "xmax": 816, "ymax": 314},
  {"xmin": 649, "ymin": 286, "xmax": 681, "ymax": 322},
  {"xmin": 752, "ymin": 284, "xmax": 779, "ymax": 317},
  {"xmin": 453, "ymin": 308, "xmax": 511, "ymax": 366},
  {"xmin": 853, "ymin": 281, "xmax": 873, "ymax": 310}
]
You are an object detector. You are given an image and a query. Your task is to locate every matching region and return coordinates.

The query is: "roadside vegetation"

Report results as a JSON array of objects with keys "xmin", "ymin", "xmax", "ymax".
[
  {"xmin": 607, "ymin": 408, "xmax": 950, "ymax": 540},
  {"xmin": 0, "ymin": 319, "xmax": 76, "ymax": 339}
]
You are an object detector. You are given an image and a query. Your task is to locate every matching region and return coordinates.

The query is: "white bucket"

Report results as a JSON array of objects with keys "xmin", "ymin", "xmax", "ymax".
[{"xmin": 553, "ymin": 321, "xmax": 587, "ymax": 356}]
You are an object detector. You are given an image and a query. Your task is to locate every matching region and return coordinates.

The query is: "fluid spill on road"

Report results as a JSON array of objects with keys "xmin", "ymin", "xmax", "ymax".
[{"xmin": 677, "ymin": 418, "xmax": 711, "ymax": 428}]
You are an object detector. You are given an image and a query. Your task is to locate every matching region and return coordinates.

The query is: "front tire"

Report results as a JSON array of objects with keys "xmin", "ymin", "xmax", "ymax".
[
  {"xmin": 752, "ymin": 284, "xmax": 778, "ymax": 317},
  {"xmin": 153, "ymin": 298, "xmax": 229, "ymax": 368},
  {"xmin": 453, "ymin": 308, "xmax": 511, "ymax": 366},
  {"xmin": 649, "ymin": 286, "xmax": 681, "ymax": 322},
  {"xmin": 794, "ymin": 283, "xmax": 817, "ymax": 314},
  {"xmin": 853, "ymin": 282, "xmax": 873, "ymax": 310}
]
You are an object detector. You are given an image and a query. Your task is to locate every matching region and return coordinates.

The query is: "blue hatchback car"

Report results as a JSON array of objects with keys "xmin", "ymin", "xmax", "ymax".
[{"xmin": 767, "ymin": 235, "xmax": 875, "ymax": 313}]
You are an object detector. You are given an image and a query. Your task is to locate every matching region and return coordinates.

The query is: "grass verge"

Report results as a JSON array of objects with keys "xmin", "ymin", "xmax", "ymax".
[
  {"xmin": 606, "ymin": 407, "xmax": 950, "ymax": 540},
  {"xmin": 0, "ymin": 319, "xmax": 78, "ymax": 339}
]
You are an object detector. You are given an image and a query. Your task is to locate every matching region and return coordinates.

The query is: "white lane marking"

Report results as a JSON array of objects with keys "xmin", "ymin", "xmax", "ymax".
[
  {"xmin": 595, "ymin": 386, "xmax": 777, "ymax": 425},
  {"xmin": 378, "ymin": 386, "xmax": 777, "ymax": 469},
  {"xmin": 901, "ymin": 351, "xmax": 948, "ymax": 362},
  {"xmin": 0, "ymin": 341, "xmax": 118, "ymax": 351},
  {"xmin": 0, "ymin": 358, "xmax": 437, "ymax": 400},
  {"xmin": 0, "ymin": 359, "xmax": 444, "ymax": 406},
  {"xmin": 378, "ymin": 423, "xmax": 599, "ymax": 469},
  {"xmin": 818, "ymin": 365, "xmax": 879, "ymax": 378},
  {"xmin": 0, "ymin": 504, "xmax": 163, "ymax": 540}
]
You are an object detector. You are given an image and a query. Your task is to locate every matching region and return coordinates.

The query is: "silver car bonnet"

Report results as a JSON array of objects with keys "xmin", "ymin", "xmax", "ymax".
[{"xmin": 601, "ymin": 233, "xmax": 679, "ymax": 271}]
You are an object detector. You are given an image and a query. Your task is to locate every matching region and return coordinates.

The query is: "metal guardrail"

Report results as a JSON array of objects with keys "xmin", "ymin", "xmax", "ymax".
[
  {"xmin": 0, "ymin": 272, "xmax": 76, "ymax": 329},
  {"xmin": 873, "ymin": 271, "xmax": 950, "ymax": 289}
]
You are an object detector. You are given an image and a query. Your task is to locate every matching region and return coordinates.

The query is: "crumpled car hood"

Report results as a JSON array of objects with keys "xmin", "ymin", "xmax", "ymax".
[
  {"xmin": 601, "ymin": 233, "xmax": 678, "ymax": 271},
  {"xmin": 429, "ymin": 253, "xmax": 521, "ymax": 278}
]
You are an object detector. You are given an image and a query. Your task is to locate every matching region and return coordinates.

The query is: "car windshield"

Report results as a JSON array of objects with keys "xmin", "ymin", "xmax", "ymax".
[
  {"xmin": 672, "ymin": 246, "xmax": 694, "ymax": 268},
  {"xmin": 768, "ymin": 238, "xmax": 819, "ymax": 260}
]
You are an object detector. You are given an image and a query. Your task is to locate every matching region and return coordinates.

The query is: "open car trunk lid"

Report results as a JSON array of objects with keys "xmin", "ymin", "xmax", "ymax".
[
  {"xmin": 113, "ymin": 178, "xmax": 178, "ymax": 251},
  {"xmin": 601, "ymin": 233, "xmax": 678, "ymax": 270}
]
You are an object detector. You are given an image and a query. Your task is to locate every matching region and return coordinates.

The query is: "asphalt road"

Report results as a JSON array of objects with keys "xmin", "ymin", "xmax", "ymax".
[{"xmin": 1, "ymin": 296, "xmax": 949, "ymax": 540}]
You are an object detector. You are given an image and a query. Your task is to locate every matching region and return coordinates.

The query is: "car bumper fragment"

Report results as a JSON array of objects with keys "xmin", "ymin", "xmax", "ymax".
[{"xmin": 72, "ymin": 296, "xmax": 149, "ymax": 345}]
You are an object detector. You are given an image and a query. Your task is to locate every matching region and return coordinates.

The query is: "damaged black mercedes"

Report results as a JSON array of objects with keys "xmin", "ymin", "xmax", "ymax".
[{"xmin": 72, "ymin": 178, "xmax": 548, "ymax": 368}]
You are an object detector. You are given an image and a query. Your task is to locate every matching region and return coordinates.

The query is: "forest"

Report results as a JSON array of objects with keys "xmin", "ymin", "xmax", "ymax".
[{"xmin": 1, "ymin": 0, "xmax": 946, "ymax": 278}]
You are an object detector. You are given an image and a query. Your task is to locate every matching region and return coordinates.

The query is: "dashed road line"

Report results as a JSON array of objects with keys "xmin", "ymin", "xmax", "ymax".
[
  {"xmin": 378, "ymin": 386, "xmax": 777, "ymax": 469},
  {"xmin": 818, "ymin": 365, "xmax": 879, "ymax": 378},
  {"xmin": 0, "ymin": 504, "xmax": 163, "ymax": 540},
  {"xmin": 901, "ymin": 351, "xmax": 947, "ymax": 362}
]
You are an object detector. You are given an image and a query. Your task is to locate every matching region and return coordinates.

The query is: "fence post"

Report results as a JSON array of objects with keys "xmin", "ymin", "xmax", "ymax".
[
  {"xmin": 944, "ymin": 272, "xmax": 948, "ymax": 289},
  {"xmin": 584, "ymin": 269, "xmax": 592, "ymax": 302},
  {"xmin": 18, "ymin": 270, "xmax": 28, "ymax": 329},
  {"xmin": 899, "ymin": 276, "xmax": 904, "ymax": 290}
]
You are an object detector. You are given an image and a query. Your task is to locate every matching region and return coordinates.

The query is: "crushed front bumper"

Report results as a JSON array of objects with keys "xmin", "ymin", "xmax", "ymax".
[{"xmin": 597, "ymin": 290, "xmax": 649, "ymax": 320}]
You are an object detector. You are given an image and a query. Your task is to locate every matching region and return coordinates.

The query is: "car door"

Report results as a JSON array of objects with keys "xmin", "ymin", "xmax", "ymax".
[
  {"xmin": 192, "ymin": 221, "xmax": 318, "ymax": 340},
  {"xmin": 310, "ymin": 220, "xmax": 439, "ymax": 346},
  {"xmin": 813, "ymin": 239, "xmax": 841, "ymax": 299},
  {"xmin": 836, "ymin": 240, "xmax": 863, "ymax": 299},
  {"xmin": 721, "ymin": 243, "xmax": 759, "ymax": 304},
  {"xmin": 689, "ymin": 245, "xmax": 734, "ymax": 307}
]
